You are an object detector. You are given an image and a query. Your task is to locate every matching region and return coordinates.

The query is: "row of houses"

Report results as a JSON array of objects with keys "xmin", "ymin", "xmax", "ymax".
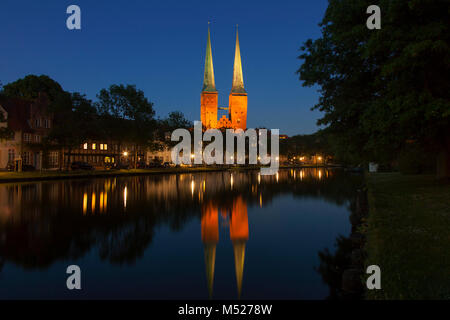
[{"xmin": 0, "ymin": 95, "xmax": 171, "ymax": 171}]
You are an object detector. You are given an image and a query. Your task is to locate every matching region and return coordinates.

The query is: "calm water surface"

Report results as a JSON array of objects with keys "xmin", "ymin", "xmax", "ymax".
[{"xmin": 0, "ymin": 168, "xmax": 361, "ymax": 299}]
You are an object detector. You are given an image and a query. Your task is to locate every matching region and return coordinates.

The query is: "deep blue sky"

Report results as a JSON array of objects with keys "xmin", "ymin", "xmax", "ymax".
[{"xmin": 0, "ymin": 0, "xmax": 328, "ymax": 135}]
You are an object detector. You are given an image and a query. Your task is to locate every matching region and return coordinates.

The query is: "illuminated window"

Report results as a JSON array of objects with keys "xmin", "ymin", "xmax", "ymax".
[
  {"xmin": 92, "ymin": 143, "xmax": 96, "ymax": 150},
  {"xmin": 83, "ymin": 143, "xmax": 88, "ymax": 150},
  {"xmin": 100, "ymin": 144, "xmax": 104, "ymax": 150},
  {"xmin": 104, "ymin": 144, "xmax": 107, "ymax": 150}
]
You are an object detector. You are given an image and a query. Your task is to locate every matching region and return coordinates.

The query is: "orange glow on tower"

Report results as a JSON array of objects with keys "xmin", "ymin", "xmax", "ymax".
[
  {"xmin": 200, "ymin": 25, "xmax": 247, "ymax": 130},
  {"xmin": 201, "ymin": 25, "xmax": 218, "ymax": 129}
]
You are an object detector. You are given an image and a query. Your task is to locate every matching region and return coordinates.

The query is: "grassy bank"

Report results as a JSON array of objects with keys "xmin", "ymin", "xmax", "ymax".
[{"xmin": 365, "ymin": 173, "xmax": 450, "ymax": 299}]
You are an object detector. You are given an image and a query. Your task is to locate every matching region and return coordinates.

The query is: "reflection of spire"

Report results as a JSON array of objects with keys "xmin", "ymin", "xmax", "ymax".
[
  {"xmin": 233, "ymin": 240, "xmax": 246, "ymax": 298},
  {"xmin": 229, "ymin": 196, "xmax": 249, "ymax": 298},
  {"xmin": 201, "ymin": 201, "xmax": 219, "ymax": 298},
  {"xmin": 204, "ymin": 243, "xmax": 216, "ymax": 298}
]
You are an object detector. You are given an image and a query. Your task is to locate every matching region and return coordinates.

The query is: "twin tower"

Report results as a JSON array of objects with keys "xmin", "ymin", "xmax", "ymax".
[{"xmin": 200, "ymin": 25, "xmax": 248, "ymax": 130}]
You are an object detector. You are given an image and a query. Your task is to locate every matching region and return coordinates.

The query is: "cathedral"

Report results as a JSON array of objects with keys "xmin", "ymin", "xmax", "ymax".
[{"xmin": 200, "ymin": 25, "xmax": 248, "ymax": 130}]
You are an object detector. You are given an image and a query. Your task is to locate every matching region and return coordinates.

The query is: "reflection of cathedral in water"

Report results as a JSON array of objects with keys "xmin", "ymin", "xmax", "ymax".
[{"xmin": 201, "ymin": 196, "xmax": 248, "ymax": 298}]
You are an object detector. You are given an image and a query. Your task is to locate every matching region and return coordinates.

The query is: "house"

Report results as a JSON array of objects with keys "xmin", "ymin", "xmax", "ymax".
[
  {"xmin": 63, "ymin": 141, "xmax": 147, "ymax": 169},
  {"xmin": 0, "ymin": 95, "xmax": 55, "ymax": 170}
]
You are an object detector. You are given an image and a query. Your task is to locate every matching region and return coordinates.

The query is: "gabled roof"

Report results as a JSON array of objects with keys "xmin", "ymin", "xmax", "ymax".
[{"xmin": 0, "ymin": 95, "xmax": 49, "ymax": 133}]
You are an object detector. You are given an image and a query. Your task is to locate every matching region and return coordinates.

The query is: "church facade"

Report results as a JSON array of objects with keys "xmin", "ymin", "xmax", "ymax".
[{"xmin": 200, "ymin": 26, "xmax": 248, "ymax": 130}]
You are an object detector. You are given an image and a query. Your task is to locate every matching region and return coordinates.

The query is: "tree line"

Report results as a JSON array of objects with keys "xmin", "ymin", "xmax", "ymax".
[{"xmin": 297, "ymin": 0, "xmax": 450, "ymax": 177}]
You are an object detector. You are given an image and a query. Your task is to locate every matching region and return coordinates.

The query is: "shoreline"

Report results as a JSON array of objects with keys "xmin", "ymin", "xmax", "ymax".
[{"xmin": 0, "ymin": 164, "xmax": 341, "ymax": 184}]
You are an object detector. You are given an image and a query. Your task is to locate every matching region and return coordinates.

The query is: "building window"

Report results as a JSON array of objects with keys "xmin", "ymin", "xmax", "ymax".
[
  {"xmin": 49, "ymin": 151, "xmax": 59, "ymax": 166},
  {"xmin": 35, "ymin": 118, "xmax": 41, "ymax": 128},
  {"xmin": 23, "ymin": 133, "xmax": 32, "ymax": 142},
  {"xmin": 92, "ymin": 143, "xmax": 96, "ymax": 150},
  {"xmin": 22, "ymin": 152, "xmax": 30, "ymax": 165},
  {"xmin": 104, "ymin": 144, "xmax": 107, "ymax": 150},
  {"xmin": 34, "ymin": 135, "xmax": 41, "ymax": 143},
  {"xmin": 44, "ymin": 119, "xmax": 51, "ymax": 128},
  {"xmin": 83, "ymin": 143, "xmax": 88, "ymax": 150},
  {"xmin": 100, "ymin": 144, "xmax": 104, "ymax": 150},
  {"xmin": 8, "ymin": 149, "xmax": 15, "ymax": 162}
]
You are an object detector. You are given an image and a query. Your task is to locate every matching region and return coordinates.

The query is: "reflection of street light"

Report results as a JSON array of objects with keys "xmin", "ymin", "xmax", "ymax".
[{"xmin": 190, "ymin": 153, "xmax": 195, "ymax": 159}]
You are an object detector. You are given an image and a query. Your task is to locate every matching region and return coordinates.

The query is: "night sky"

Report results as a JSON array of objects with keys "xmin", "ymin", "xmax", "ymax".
[{"xmin": 0, "ymin": 0, "xmax": 328, "ymax": 135}]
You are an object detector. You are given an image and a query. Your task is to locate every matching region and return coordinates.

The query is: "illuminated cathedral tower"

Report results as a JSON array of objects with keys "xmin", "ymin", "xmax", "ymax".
[
  {"xmin": 200, "ymin": 25, "xmax": 218, "ymax": 129},
  {"xmin": 200, "ymin": 25, "xmax": 248, "ymax": 130},
  {"xmin": 228, "ymin": 27, "xmax": 247, "ymax": 130}
]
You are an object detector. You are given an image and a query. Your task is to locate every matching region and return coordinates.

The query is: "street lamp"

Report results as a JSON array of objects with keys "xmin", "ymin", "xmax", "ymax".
[{"xmin": 123, "ymin": 151, "xmax": 128, "ymax": 157}]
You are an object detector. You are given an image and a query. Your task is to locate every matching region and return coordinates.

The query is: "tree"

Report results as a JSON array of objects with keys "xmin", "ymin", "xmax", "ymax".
[
  {"xmin": 165, "ymin": 111, "xmax": 192, "ymax": 130},
  {"xmin": 2, "ymin": 75, "xmax": 64, "ymax": 108},
  {"xmin": 155, "ymin": 111, "xmax": 192, "ymax": 149},
  {"xmin": 0, "ymin": 109, "xmax": 13, "ymax": 141},
  {"xmin": 298, "ymin": 0, "xmax": 450, "ymax": 177},
  {"xmin": 96, "ymin": 84, "xmax": 156, "ymax": 167},
  {"xmin": 48, "ymin": 92, "xmax": 99, "ymax": 169}
]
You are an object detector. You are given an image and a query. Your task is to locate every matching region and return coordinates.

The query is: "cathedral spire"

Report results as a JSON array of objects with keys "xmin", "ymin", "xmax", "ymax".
[
  {"xmin": 202, "ymin": 24, "xmax": 216, "ymax": 92},
  {"xmin": 231, "ymin": 26, "xmax": 246, "ymax": 94}
]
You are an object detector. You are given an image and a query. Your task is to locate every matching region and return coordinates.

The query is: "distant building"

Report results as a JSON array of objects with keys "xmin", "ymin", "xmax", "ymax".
[
  {"xmin": 63, "ymin": 141, "xmax": 146, "ymax": 169},
  {"xmin": 201, "ymin": 26, "xmax": 248, "ymax": 130},
  {"xmin": 0, "ymin": 95, "xmax": 54, "ymax": 170}
]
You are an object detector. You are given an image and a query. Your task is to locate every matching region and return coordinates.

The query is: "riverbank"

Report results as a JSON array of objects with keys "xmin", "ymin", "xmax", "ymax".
[
  {"xmin": 0, "ymin": 167, "xmax": 227, "ymax": 183},
  {"xmin": 364, "ymin": 173, "xmax": 450, "ymax": 299},
  {"xmin": 0, "ymin": 164, "xmax": 337, "ymax": 183}
]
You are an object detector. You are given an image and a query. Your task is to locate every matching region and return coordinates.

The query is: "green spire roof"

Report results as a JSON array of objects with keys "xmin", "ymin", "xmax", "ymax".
[
  {"xmin": 202, "ymin": 25, "xmax": 217, "ymax": 92},
  {"xmin": 231, "ymin": 27, "xmax": 246, "ymax": 94}
]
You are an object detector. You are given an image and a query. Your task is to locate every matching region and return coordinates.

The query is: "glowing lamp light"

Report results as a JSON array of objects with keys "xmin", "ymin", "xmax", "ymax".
[{"xmin": 123, "ymin": 151, "xmax": 128, "ymax": 157}]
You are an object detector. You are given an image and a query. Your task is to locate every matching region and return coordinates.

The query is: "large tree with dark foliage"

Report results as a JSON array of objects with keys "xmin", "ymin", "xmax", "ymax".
[
  {"xmin": 48, "ymin": 92, "xmax": 99, "ymax": 169},
  {"xmin": 96, "ymin": 84, "xmax": 156, "ymax": 167},
  {"xmin": 2, "ymin": 75, "xmax": 64, "ymax": 107},
  {"xmin": 298, "ymin": 0, "xmax": 450, "ymax": 177}
]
